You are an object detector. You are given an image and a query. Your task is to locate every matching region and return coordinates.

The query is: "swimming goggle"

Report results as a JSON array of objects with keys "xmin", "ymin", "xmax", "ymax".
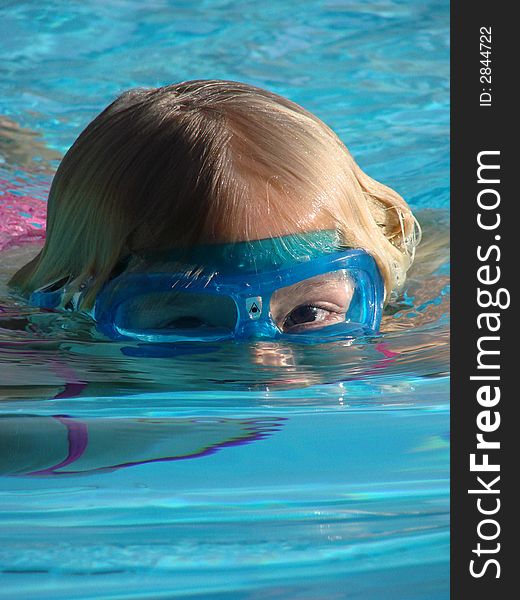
[{"xmin": 30, "ymin": 232, "xmax": 385, "ymax": 343}]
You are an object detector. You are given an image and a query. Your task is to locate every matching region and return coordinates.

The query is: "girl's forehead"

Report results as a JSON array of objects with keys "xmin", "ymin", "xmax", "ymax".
[{"xmin": 229, "ymin": 208, "xmax": 338, "ymax": 241}]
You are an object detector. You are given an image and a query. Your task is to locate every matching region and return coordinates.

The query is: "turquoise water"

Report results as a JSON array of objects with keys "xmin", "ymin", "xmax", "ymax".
[{"xmin": 0, "ymin": 1, "xmax": 449, "ymax": 598}]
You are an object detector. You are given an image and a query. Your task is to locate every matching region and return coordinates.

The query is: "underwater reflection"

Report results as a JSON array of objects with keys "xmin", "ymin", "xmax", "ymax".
[{"xmin": 0, "ymin": 415, "xmax": 284, "ymax": 476}]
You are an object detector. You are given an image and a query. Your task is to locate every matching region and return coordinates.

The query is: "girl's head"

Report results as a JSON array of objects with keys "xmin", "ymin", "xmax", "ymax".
[{"xmin": 11, "ymin": 79, "xmax": 419, "ymax": 327}]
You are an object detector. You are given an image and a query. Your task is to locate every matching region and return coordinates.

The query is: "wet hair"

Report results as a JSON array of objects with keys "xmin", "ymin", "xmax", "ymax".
[{"xmin": 10, "ymin": 79, "xmax": 420, "ymax": 307}]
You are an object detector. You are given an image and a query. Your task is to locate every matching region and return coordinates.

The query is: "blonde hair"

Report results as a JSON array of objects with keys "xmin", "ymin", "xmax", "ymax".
[{"xmin": 11, "ymin": 79, "xmax": 420, "ymax": 307}]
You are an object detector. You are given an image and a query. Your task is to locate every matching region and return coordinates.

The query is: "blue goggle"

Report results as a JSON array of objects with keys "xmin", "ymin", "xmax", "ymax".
[
  {"xmin": 93, "ymin": 249, "xmax": 383, "ymax": 343},
  {"xmin": 29, "ymin": 232, "xmax": 384, "ymax": 343}
]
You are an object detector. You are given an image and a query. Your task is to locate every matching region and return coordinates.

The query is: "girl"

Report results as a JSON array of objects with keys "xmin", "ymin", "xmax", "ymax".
[{"xmin": 9, "ymin": 80, "xmax": 420, "ymax": 343}]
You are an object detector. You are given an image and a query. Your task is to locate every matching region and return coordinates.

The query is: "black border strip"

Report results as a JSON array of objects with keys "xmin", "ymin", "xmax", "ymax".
[{"xmin": 451, "ymin": 2, "xmax": 513, "ymax": 596}]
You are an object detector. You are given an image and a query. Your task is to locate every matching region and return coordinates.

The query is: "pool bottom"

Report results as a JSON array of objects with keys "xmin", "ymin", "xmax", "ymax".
[
  {"xmin": 0, "ymin": 407, "xmax": 448, "ymax": 599},
  {"xmin": 0, "ymin": 560, "xmax": 449, "ymax": 600},
  {"xmin": 0, "ymin": 487, "xmax": 448, "ymax": 599}
]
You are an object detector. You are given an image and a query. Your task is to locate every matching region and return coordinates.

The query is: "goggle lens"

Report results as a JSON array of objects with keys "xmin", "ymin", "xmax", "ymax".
[
  {"xmin": 270, "ymin": 269, "xmax": 362, "ymax": 334},
  {"xmin": 114, "ymin": 291, "xmax": 238, "ymax": 341}
]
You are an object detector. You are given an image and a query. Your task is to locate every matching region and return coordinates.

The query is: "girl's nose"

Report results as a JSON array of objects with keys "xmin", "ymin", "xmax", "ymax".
[{"xmin": 249, "ymin": 341, "xmax": 297, "ymax": 369}]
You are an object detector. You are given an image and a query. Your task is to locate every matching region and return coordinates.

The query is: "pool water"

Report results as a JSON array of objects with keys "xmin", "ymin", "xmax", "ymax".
[{"xmin": 0, "ymin": 1, "xmax": 449, "ymax": 598}]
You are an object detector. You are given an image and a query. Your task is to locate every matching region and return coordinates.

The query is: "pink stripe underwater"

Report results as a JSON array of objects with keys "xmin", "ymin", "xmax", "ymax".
[{"xmin": 0, "ymin": 178, "xmax": 47, "ymax": 251}]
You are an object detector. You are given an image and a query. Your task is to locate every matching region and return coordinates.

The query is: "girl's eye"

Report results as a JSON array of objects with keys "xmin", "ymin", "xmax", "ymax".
[
  {"xmin": 282, "ymin": 304, "xmax": 343, "ymax": 332},
  {"xmin": 165, "ymin": 316, "xmax": 205, "ymax": 329}
]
